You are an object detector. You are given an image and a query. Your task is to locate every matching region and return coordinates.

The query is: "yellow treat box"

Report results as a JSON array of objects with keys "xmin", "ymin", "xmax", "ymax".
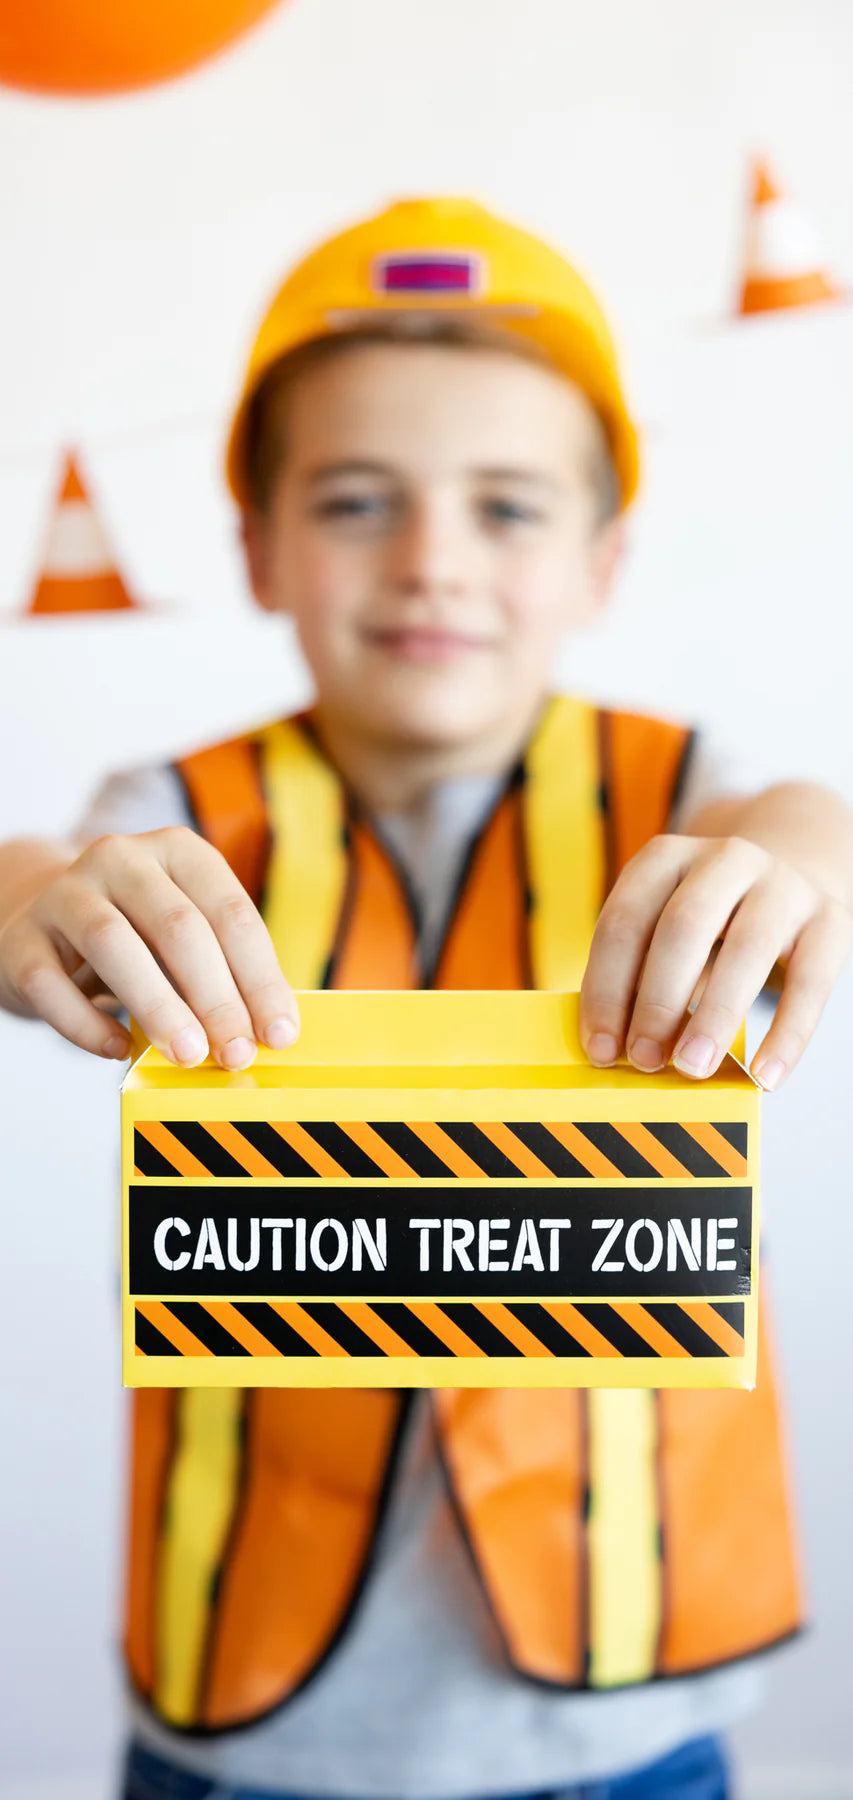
[{"xmin": 122, "ymin": 991, "xmax": 759, "ymax": 1390}]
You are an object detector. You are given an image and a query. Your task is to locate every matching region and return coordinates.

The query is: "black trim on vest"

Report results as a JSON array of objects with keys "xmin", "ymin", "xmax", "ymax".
[
  {"xmin": 251, "ymin": 735, "xmax": 274, "ymax": 919},
  {"xmin": 668, "ymin": 727, "xmax": 699, "ymax": 827},
  {"xmin": 513, "ymin": 759, "xmax": 536, "ymax": 990},
  {"xmin": 323, "ymin": 789, "xmax": 360, "ymax": 989},
  {"xmin": 595, "ymin": 708, "xmax": 618, "ymax": 899},
  {"xmin": 579, "ymin": 1392, "xmax": 592, "ymax": 1685},
  {"xmin": 651, "ymin": 1389, "xmax": 667, "ymax": 1676}
]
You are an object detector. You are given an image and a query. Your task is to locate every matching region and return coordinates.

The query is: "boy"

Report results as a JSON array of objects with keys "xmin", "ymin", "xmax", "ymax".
[{"xmin": 1, "ymin": 197, "xmax": 851, "ymax": 1800}]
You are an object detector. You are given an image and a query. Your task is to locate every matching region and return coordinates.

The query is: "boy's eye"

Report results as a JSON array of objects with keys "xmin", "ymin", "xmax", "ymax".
[
  {"xmin": 479, "ymin": 496, "xmax": 544, "ymax": 527},
  {"xmin": 315, "ymin": 493, "xmax": 391, "ymax": 521}
]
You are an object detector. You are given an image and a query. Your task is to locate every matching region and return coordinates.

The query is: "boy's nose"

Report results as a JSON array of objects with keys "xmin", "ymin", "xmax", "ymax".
[{"xmin": 387, "ymin": 501, "xmax": 469, "ymax": 599}]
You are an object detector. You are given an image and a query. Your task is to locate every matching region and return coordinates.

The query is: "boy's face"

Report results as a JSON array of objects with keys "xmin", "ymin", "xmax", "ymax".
[{"xmin": 244, "ymin": 339, "xmax": 623, "ymax": 767}]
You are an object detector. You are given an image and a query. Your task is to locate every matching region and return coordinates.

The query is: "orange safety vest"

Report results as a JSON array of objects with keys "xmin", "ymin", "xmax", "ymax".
[{"xmin": 124, "ymin": 697, "xmax": 801, "ymax": 1733}]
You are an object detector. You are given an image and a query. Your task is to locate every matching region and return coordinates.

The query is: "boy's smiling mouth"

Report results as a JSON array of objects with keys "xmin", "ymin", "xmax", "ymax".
[{"xmin": 364, "ymin": 624, "xmax": 498, "ymax": 662}]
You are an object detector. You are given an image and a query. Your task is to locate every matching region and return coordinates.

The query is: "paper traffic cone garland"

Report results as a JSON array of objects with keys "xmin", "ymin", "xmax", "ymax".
[
  {"xmin": 27, "ymin": 452, "xmax": 139, "ymax": 615},
  {"xmin": 738, "ymin": 157, "xmax": 842, "ymax": 317}
]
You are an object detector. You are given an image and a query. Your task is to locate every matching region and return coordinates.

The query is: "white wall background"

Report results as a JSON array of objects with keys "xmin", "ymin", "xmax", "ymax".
[{"xmin": 1, "ymin": 1, "xmax": 852, "ymax": 1795}]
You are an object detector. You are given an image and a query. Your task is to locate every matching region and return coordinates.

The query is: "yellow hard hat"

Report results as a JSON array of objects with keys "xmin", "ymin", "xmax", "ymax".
[{"xmin": 226, "ymin": 196, "xmax": 640, "ymax": 508}]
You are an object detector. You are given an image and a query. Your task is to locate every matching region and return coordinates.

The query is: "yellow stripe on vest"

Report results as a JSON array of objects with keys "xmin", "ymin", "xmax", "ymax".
[
  {"xmin": 525, "ymin": 698, "xmax": 605, "ymax": 992},
  {"xmin": 586, "ymin": 1388, "xmax": 661, "ymax": 1686},
  {"xmin": 154, "ymin": 1389, "xmax": 244, "ymax": 1726},
  {"xmin": 261, "ymin": 720, "xmax": 348, "ymax": 991},
  {"xmin": 529, "ymin": 700, "xmax": 662, "ymax": 1685}
]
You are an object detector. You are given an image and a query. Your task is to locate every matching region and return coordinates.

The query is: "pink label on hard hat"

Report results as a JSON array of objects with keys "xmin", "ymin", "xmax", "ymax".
[{"xmin": 371, "ymin": 252, "xmax": 486, "ymax": 296}]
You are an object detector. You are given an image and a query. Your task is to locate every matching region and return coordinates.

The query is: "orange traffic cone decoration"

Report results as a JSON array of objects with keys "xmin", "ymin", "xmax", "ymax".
[
  {"xmin": 27, "ymin": 451, "xmax": 139, "ymax": 615},
  {"xmin": 738, "ymin": 158, "xmax": 841, "ymax": 317}
]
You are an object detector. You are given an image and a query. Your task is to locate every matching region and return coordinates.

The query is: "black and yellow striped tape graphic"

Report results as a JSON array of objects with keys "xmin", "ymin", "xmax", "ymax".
[
  {"xmin": 134, "ymin": 1119, "xmax": 748, "ymax": 1183},
  {"xmin": 134, "ymin": 1297, "xmax": 746, "ymax": 1362}
]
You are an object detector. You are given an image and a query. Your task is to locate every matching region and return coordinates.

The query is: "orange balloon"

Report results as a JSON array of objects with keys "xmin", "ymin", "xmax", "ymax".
[{"xmin": 0, "ymin": 0, "xmax": 285, "ymax": 96}]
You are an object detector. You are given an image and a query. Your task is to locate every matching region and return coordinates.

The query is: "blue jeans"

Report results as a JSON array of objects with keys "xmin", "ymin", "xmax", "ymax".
[{"xmin": 122, "ymin": 1734, "xmax": 730, "ymax": 1800}]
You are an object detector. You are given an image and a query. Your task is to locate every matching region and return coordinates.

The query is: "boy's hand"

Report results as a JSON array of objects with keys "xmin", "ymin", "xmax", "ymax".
[
  {"xmin": 0, "ymin": 829, "xmax": 300, "ymax": 1068},
  {"xmin": 580, "ymin": 833, "xmax": 853, "ymax": 1090}
]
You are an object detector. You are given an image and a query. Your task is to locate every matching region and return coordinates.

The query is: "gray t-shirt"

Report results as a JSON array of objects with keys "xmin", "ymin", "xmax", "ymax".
[{"xmin": 81, "ymin": 744, "xmax": 766, "ymax": 1798}]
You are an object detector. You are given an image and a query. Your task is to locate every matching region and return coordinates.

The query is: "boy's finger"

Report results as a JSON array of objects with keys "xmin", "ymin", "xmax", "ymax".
[
  {"xmin": 4, "ymin": 926, "xmax": 130, "ymax": 1059},
  {"xmin": 580, "ymin": 837, "xmax": 694, "ymax": 1063},
  {"xmin": 669, "ymin": 883, "xmax": 807, "ymax": 1080},
  {"xmin": 624, "ymin": 852, "xmax": 776, "ymax": 1072},
  {"xmin": 158, "ymin": 829, "xmax": 300, "ymax": 1050},
  {"xmin": 104, "ymin": 856, "xmax": 260, "ymax": 1069},
  {"xmin": 750, "ymin": 903, "xmax": 853, "ymax": 1091},
  {"xmin": 39, "ymin": 881, "xmax": 211, "ymax": 1067}
]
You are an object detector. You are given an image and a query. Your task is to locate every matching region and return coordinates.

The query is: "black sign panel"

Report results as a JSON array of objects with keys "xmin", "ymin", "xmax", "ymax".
[{"xmin": 129, "ymin": 1183, "xmax": 752, "ymax": 1299}]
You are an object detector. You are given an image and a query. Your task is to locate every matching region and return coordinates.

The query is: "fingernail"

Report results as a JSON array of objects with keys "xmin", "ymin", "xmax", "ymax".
[
  {"xmin": 753, "ymin": 1056, "xmax": 785, "ymax": 1092},
  {"xmin": 588, "ymin": 1033, "xmax": 618, "ymax": 1066},
  {"xmin": 219, "ymin": 1036, "xmax": 257, "ymax": 1071},
  {"xmin": 673, "ymin": 1034, "xmax": 716, "ymax": 1078},
  {"xmin": 102, "ymin": 1034, "xmax": 129, "ymax": 1060},
  {"xmin": 628, "ymin": 1037, "xmax": 665, "ymax": 1073},
  {"xmin": 264, "ymin": 1016, "xmax": 299, "ymax": 1050},
  {"xmin": 171, "ymin": 1026, "xmax": 209, "ymax": 1067}
]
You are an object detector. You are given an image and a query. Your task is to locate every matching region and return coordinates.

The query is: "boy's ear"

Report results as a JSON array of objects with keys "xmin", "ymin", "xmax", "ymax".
[{"xmin": 240, "ymin": 507, "xmax": 282, "ymax": 615}]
